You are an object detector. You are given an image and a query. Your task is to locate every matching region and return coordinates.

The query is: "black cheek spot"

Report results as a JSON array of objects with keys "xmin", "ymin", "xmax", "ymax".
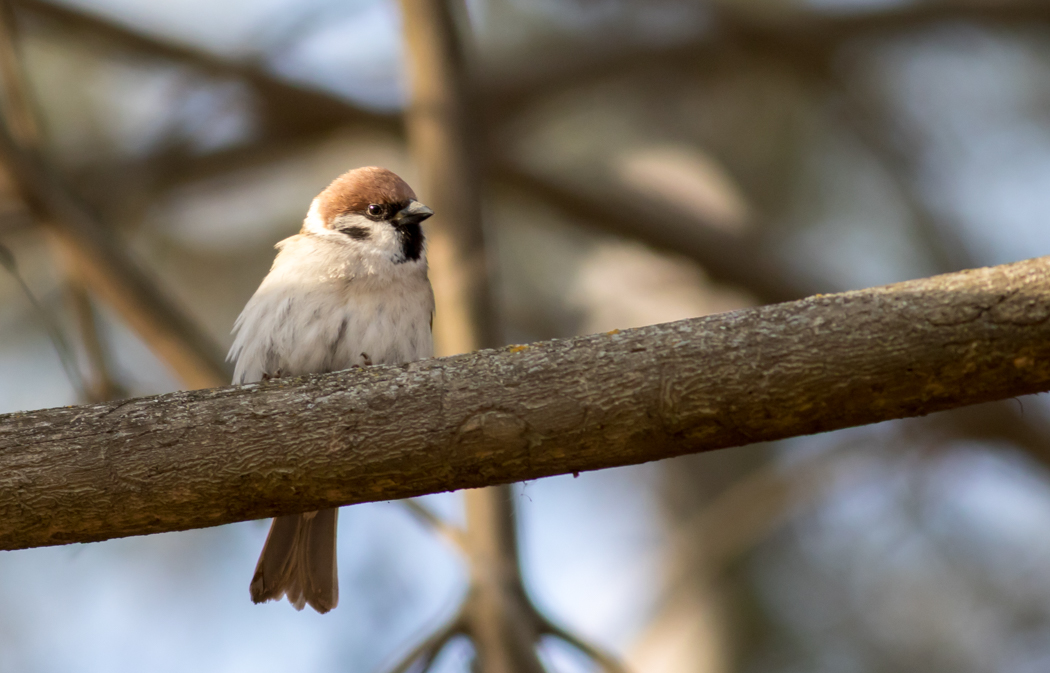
[{"xmin": 342, "ymin": 226, "xmax": 371, "ymax": 240}]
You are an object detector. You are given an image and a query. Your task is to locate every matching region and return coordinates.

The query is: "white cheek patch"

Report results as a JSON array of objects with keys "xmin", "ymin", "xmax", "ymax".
[
  {"xmin": 302, "ymin": 198, "xmax": 328, "ymax": 236},
  {"xmin": 330, "ymin": 212, "xmax": 373, "ymax": 240},
  {"xmin": 332, "ymin": 212, "xmax": 402, "ymax": 260},
  {"xmin": 302, "ymin": 201, "xmax": 420, "ymax": 269},
  {"xmin": 369, "ymin": 221, "xmax": 401, "ymax": 257}
]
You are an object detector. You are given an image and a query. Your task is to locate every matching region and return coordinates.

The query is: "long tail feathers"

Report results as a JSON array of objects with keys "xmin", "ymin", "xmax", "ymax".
[{"xmin": 250, "ymin": 509, "xmax": 339, "ymax": 613}]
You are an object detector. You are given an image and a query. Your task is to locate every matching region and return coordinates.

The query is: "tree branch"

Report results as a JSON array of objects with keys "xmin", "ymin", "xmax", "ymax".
[
  {"xmin": 0, "ymin": 0, "xmax": 125, "ymax": 403},
  {"xmin": 536, "ymin": 613, "xmax": 629, "ymax": 673},
  {"xmin": 0, "ymin": 0, "xmax": 230, "ymax": 389},
  {"xmin": 10, "ymin": 0, "xmax": 397, "ymax": 139},
  {"xmin": 64, "ymin": 278, "xmax": 125, "ymax": 402},
  {"xmin": 400, "ymin": 499, "xmax": 468, "ymax": 555},
  {"xmin": 0, "ymin": 118, "xmax": 230, "ymax": 388},
  {"xmin": 378, "ymin": 607, "xmax": 467, "ymax": 673},
  {"xmin": 480, "ymin": 1, "xmax": 1050, "ymax": 123},
  {"xmin": 401, "ymin": 0, "xmax": 498, "ymax": 354},
  {"xmin": 1, "ymin": 257, "xmax": 1050, "ymax": 551},
  {"xmin": 400, "ymin": 2, "xmax": 550, "ymax": 671},
  {"xmin": 22, "ymin": 0, "xmax": 1036, "ymax": 310},
  {"xmin": 492, "ymin": 164, "xmax": 818, "ymax": 303}
]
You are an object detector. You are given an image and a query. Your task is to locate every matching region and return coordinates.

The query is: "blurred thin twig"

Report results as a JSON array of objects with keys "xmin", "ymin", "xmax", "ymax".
[
  {"xmin": 0, "ymin": 104, "xmax": 230, "ymax": 390},
  {"xmin": 0, "ymin": 242, "xmax": 85, "ymax": 396},
  {"xmin": 400, "ymin": 499, "xmax": 468, "ymax": 554},
  {"xmin": 65, "ymin": 281, "xmax": 123, "ymax": 401},
  {"xmin": 381, "ymin": 605, "xmax": 468, "ymax": 673}
]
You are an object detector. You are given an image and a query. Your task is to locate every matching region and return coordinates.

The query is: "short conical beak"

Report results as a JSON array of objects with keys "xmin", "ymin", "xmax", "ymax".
[{"xmin": 394, "ymin": 200, "xmax": 434, "ymax": 226}]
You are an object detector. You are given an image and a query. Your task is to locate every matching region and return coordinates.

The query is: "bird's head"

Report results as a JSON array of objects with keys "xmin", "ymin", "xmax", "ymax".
[{"xmin": 302, "ymin": 166, "xmax": 434, "ymax": 265}]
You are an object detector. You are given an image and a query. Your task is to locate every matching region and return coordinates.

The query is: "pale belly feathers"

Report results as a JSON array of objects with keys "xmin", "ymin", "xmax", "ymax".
[{"xmin": 230, "ymin": 255, "xmax": 434, "ymax": 385}]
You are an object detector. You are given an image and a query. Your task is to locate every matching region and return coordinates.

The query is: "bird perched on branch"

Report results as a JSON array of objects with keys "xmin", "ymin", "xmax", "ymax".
[{"xmin": 228, "ymin": 166, "xmax": 435, "ymax": 613}]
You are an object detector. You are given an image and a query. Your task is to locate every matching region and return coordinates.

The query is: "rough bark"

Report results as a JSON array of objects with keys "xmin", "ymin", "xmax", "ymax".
[{"xmin": 1, "ymin": 257, "xmax": 1050, "ymax": 551}]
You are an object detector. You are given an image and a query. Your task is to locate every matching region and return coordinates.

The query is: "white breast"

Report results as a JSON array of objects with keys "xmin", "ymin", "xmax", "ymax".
[{"xmin": 229, "ymin": 233, "xmax": 434, "ymax": 384}]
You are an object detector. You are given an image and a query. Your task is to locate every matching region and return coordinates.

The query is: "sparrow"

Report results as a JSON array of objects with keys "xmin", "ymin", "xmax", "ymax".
[{"xmin": 228, "ymin": 166, "xmax": 435, "ymax": 613}]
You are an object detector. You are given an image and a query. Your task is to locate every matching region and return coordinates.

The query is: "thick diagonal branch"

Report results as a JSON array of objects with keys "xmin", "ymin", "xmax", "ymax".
[{"xmin": 1, "ymin": 256, "xmax": 1050, "ymax": 551}]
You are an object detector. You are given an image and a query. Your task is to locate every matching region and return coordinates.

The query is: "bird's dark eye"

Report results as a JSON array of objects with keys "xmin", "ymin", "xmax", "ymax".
[{"xmin": 367, "ymin": 204, "xmax": 384, "ymax": 218}]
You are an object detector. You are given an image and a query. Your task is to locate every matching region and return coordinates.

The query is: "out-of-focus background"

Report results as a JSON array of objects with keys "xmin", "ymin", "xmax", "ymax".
[{"xmin": 2, "ymin": 0, "xmax": 1050, "ymax": 671}]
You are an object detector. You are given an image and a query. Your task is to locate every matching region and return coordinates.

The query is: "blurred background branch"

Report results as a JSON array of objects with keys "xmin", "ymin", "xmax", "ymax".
[
  {"xmin": 0, "ymin": 0, "xmax": 229, "ymax": 389},
  {"xmin": 400, "ymin": 2, "xmax": 622, "ymax": 671}
]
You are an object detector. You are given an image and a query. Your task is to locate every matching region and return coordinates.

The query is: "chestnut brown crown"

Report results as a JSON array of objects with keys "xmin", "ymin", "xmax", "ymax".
[{"xmin": 317, "ymin": 167, "xmax": 417, "ymax": 226}]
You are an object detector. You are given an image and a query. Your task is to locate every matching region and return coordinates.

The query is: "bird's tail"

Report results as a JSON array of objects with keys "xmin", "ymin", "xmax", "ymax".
[{"xmin": 250, "ymin": 508, "xmax": 339, "ymax": 613}]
